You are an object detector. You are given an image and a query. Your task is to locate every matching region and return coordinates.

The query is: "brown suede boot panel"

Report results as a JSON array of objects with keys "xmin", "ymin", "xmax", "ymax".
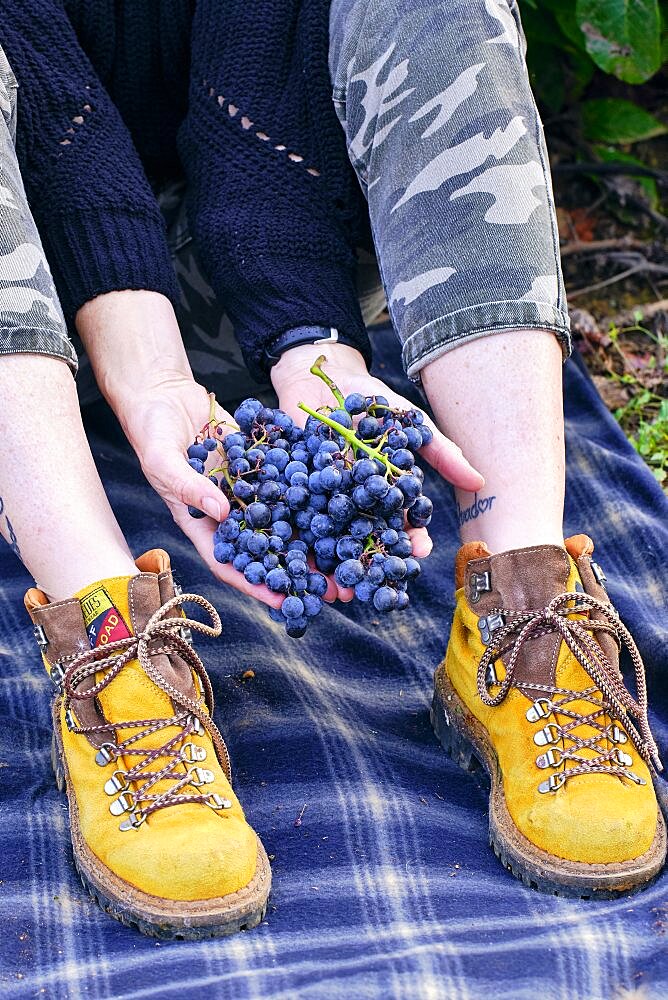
[
  {"xmin": 128, "ymin": 574, "xmax": 197, "ymax": 701},
  {"xmin": 28, "ymin": 598, "xmax": 108, "ymax": 742},
  {"xmin": 564, "ymin": 533, "xmax": 620, "ymax": 668},
  {"xmin": 575, "ymin": 554, "xmax": 620, "ymax": 670},
  {"xmin": 464, "ymin": 544, "xmax": 572, "ymax": 690}
]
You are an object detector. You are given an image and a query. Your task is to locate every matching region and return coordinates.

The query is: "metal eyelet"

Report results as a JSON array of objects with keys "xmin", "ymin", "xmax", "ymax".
[
  {"xmin": 623, "ymin": 771, "xmax": 646, "ymax": 786},
  {"xmin": 485, "ymin": 662, "xmax": 498, "ymax": 688},
  {"xmin": 538, "ymin": 772, "xmax": 566, "ymax": 794},
  {"xmin": 469, "ymin": 571, "xmax": 491, "ymax": 605},
  {"xmin": 536, "ymin": 747, "xmax": 562, "ymax": 769},
  {"xmin": 109, "ymin": 791, "xmax": 135, "ymax": 816},
  {"xmin": 614, "ymin": 749, "xmax": 633, "ymax": 767},
  {"xmin": 95, "ymin": 743, "xmax": 118, "ymax": 766},
  {"xmin": 173, "ymin": 583, "xmax": 194, "ymax": 645},
  {"xmin": 610, "ymin": 725, "xmax": 628, "ymax": 744},
  {"xmin": 119, "ymin": 811, "xmax": 147, "ymax": 832},
  {"xmin": 104, "ymin": 770, "xmax": 129, "ymax": 795},
  {"xmin": 533, "ymin": 723, "xmax": 562, "ymax": 747},
  {"xmin": 591, "ymin": 562, "xmax": 607, "ymax": 587},
  {"xmin": 478, "ymin": 612, "xmax": 505, "ymax": 646},
  {"xmin": 33, "ymin": 623, "xmax": 49, "ymax": 651},
  {"xmin": 182, "ymin": 742, "xmax": 207, "ymax": 763},
  {"xmin": 188, "ymin": 715, "xmax": 204, "ymax": 736},
  {"xmin": 207, "ymin": 793, "xmax": 232, "ymax": 810},
  {"xmin": 64, "ymin": 708, "xmax": 78, "ymax": 731},
  {"xmin": 49, "ymin": 662, "xmax": 66, "ymax": 689},
  {"xmin": 526, "ymin": 698, "xmax": 552, "ymax": 723},
  {"xmin": 189, "ymin": 766, "xmax": 215, "ymax": 786}
]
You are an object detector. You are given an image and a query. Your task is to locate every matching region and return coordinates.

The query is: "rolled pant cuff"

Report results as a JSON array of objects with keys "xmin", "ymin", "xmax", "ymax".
[
  {"xmin": 0, "ymin": 327, "xmax": 79, "ymax": 374},
  {"xmin": 402, "ymin": 301, "xmax": 572, "ymax": 381}
]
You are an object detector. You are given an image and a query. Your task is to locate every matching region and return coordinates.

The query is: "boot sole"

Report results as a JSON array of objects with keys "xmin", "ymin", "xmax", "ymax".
[
  {"xmin": 51, "ymin": 700, "xmax": 271, "ymax": 939},
  {"xmin": 431, "ymin": 664, "xmax": 667, "ymax": 899}
]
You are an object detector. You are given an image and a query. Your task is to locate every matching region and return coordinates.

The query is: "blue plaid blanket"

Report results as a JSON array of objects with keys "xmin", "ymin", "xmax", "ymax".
[{"xmin": 1, "ymin": 327, "xmax": 667, "ymax": 999}]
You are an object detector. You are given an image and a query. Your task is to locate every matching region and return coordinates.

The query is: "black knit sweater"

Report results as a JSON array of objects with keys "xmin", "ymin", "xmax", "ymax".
[{"xmin": 0, "ymin": 0, "xmax": 372, "ymax": 377}]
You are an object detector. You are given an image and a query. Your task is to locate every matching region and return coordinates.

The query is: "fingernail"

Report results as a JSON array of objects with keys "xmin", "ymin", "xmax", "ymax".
[{"xmin": 202, "ymin": 497, "xmax": 222, "ymax": 521}]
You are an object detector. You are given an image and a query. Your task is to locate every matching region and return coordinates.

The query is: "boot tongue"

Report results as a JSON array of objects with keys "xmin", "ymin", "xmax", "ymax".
[
  {"xmin": 464, "ymin": 543, "xmax": 579, "ymax": 694},
  {"xmin": 73, "ymin": 574, "xmax": 174, "ymax": 723}
]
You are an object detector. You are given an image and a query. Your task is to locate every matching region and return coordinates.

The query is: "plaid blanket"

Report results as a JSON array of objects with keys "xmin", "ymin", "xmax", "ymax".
[{"xmin": 1, "ymin": 327, "xmax": 666, "ymax": 999}]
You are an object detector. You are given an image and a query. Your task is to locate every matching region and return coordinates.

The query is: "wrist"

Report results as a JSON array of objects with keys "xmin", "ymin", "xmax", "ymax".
[
  {"xmin": 76, "ymin": 290, "xmax": 192, "ymax": 406},
  {"xmin": 271, "ymin": 341, "xmax": 367, "ymax": 387}
]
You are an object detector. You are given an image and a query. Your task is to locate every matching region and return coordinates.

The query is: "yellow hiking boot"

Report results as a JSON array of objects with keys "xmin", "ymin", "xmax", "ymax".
[
  {"xmin": 25, "ymin": 549, "xmax": 270, "ymax": 938},
  {"xmin": 432, "ymin": 534, "xmax": 666, "ymax": 897}
]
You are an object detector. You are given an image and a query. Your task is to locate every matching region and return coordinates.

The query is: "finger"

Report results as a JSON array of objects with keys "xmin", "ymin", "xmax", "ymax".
[
  {"xmin": 374, "ymin": 388, "xmax": 484, "ymax": 491},
  {"xmin": 406, "ymin": 526, "xmax": 432, "ymax": 559},
  {"xmin": 335, "ymin": 583, "xmax": 355, "ymax": 603},
  {"xmin": 419, "ymin": 426, "xmax": 484, "ymax": 492},
  {"xmin": 143, "ymin": 446, "xmax": 231, "ymax": 522},
  {"xmin": 171, "ymin": 505, "xmax": 284, "ymax": 608}
]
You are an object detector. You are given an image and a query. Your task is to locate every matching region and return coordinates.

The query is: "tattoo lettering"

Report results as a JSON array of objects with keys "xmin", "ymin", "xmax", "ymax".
[
  {"xmin": 0, "ymin": 495, "xmax": 21, "ymax": 559},
  {"xmin": 456, "ymin": 492, "xmax": 496, "ymax": 528}
]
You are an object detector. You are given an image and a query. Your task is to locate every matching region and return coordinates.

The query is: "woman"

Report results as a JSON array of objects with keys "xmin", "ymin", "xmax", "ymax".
[{"xmin": 0, "ymin": 0, "xmax": 663, "ymax": 937}]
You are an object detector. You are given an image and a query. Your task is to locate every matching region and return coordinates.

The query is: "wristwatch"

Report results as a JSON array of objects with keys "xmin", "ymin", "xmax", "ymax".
[{"xmin": 264, "ymin": 325, "xmax": 360, "ymax": 369}]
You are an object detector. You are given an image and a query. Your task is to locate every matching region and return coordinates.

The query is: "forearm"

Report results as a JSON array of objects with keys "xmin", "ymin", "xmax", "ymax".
[
  {"xmin": 0, "ymin": 352, "xmax": 135, "ymax": 596},
  {"xmin": 76, "ymin": 290, "xmax": 192, "ymax": 427}
]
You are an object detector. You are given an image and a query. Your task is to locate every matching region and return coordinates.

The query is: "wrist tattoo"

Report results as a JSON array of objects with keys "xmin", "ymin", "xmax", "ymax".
[
  {"xmin": 457, "ymin": 492, "xmax": 496, "ymax": 528},
  {"xmin": 0, "ymin": 495, "xmax": 21, "ymax": 559}
]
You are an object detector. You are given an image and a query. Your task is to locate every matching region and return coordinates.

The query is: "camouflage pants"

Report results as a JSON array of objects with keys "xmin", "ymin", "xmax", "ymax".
[
  {"xmin": 0, "ymin": 46, "xmax": 77, "ymax": 373},
  {"xmin": 329, "ymin": 0, "xmax": 571, "ymax": 378}
]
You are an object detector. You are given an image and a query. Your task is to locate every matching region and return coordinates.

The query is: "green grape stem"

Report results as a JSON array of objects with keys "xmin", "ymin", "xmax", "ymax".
[
  {"xmin": 309, "ymin": 354, "xmax": 345, "ymax": 408},
  {"xmin": 298, "ymin": 401, "xmax": 402, "ymax": 477}
]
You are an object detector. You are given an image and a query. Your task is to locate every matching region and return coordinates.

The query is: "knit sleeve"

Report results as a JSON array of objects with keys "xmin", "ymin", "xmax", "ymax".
[
  {"xmin": 0, "ymin": 0, "xmax": 179, "ymax": 326},
  {"xmin": 178, "ymin": 0, "xmax": 372, "ymax": 380}
]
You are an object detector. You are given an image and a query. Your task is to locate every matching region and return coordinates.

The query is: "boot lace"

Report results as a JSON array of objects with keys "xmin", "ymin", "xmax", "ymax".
[
  {"xmin": 477, "ymin": 591, "xmax": 662, "ymax": 792},
  {"xmin": 61, "ymin": 593, "xmax": 232, "ymax": 829}
]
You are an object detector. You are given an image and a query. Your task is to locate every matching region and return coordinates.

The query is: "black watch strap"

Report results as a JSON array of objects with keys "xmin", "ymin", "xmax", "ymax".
[{"xmin": 264, "ymin": 325, "xmax": 359, "ymax": 368}]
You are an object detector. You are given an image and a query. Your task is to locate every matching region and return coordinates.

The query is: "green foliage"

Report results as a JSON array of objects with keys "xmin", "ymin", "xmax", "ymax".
[
  {"xmin": 580, "ymin": 99, "xmax": 667, "ymax": 143},
  {"xmin": 576, "ymin": 0, "xmax": 661, "ymax": 83},
  {"xmin": 616, "ymin": 391, "xmax": 668, "ymax": 484},
  {"xmin": 522, "ymin": 1, "xmax": 666, "ymax": 110},
  {"xmin": 608, "ymin": 321, "xmax": 668, "ymax": 484}
]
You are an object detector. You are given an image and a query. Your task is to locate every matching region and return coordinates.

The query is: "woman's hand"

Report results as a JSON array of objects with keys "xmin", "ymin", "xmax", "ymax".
[
  {"xmin": 270, "ymin": 341, "xmax": 484, "ymax": 600},
  {"xmin": 75, "ymin": 290, "xmax": 291, "ymax": 606}
]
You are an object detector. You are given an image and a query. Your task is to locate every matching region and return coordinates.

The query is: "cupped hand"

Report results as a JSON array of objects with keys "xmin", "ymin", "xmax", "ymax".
[
  {"xmin": 118, "ymin": 374, "xmax": 294, "ymax": 608},
  {"xmin": 270, "ymin": 341, "xmax": 484, "ymax": 601}
]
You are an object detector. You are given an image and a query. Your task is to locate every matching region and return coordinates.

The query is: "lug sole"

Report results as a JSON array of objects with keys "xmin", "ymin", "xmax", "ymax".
[
  {"xmin": 51, "ymin": 700, "xmax": 271, "ymax": 940},
  {"xmin": 431, "ymin": 664, "xmax": 667, "ymax": 899}
]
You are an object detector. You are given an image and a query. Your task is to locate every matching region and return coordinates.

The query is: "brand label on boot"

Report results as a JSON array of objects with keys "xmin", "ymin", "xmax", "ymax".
[{"xmin": 81, "ymin": 587, "xmax": 131, "ymax": 649}]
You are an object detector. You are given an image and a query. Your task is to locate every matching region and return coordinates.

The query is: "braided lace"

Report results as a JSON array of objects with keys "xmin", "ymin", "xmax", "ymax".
[
  {"xmin": 62, "ymin": 593, "xmax": 231, "ymax": 829},
  {"xmin": 476, "ymin": 591, "xmax": 662, "ymax": 790}
]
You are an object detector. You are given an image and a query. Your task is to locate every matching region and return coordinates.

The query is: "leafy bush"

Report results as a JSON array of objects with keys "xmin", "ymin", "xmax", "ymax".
[{"xmin": 522, "ymin": 0, "xmax": 667, "ymax": 144}]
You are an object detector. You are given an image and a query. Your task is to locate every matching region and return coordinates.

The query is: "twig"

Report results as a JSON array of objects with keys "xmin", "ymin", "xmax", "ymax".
[
  {"xmin": 604, "ymin": 299, "xmax": 668, "ymax": 330},
  {"xmin": 610, "ymin": 189, "xmax": 668, "ymax": 230},
  {"xmin": 569, "ymin": 265, "xmax": 648, "ymax": 300},
  {"xmin": 568, "ymin": 262, "xmax": 668, "ymax": 300},
  {"xmin": 561, "ymin": 237, "xmax": 648, "ymax": 258},
  {"xmin": 294, "ymin": 803, "xmax": 308, "ymax": 828}
]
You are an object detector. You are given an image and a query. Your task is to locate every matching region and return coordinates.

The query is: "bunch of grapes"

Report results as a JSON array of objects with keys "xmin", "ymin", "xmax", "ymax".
[{"xmin": 187, "ymin": 357, "xmax": 433, "ymax": 638}]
